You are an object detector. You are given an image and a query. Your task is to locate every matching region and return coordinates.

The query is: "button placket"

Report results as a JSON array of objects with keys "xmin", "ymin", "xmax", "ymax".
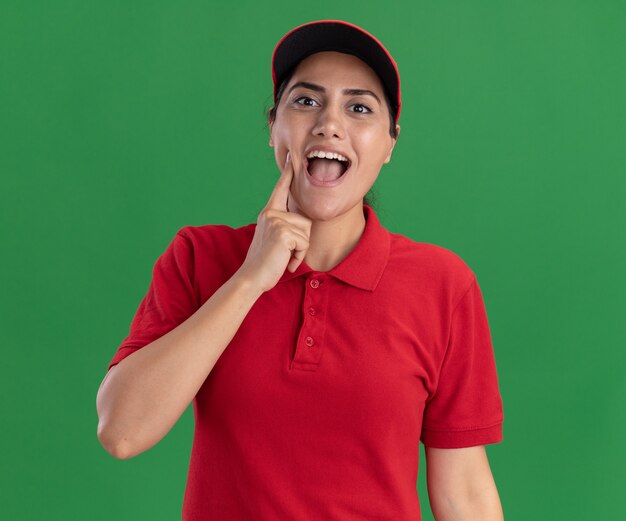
[{"xmin": 292, "ymin": 275, "xmax": 329, "ymax": 370}]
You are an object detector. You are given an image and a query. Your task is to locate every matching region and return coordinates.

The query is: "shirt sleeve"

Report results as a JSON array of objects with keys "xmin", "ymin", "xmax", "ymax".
[
  {"xmin": 420, "ymin": 276, "xmax": 504, "ymax": 448},
  {"xmin": 107, "ymin": 229, "xmax": 199, "ymax": 371}
]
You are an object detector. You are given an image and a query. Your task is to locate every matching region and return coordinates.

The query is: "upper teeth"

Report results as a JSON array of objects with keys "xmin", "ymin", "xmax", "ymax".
[{"xmin": 307, "ymin": 150, "xmax": 349, "ymax": 162}]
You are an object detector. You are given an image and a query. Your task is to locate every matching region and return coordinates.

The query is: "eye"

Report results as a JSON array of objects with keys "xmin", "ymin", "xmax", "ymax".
[
  {"xmin": 350, "ymin": 103, "xmax": 372, "ymax": 114},
  {"xmin": 294, "ymin": 96, "xmax": 320, "ymax": 107}
]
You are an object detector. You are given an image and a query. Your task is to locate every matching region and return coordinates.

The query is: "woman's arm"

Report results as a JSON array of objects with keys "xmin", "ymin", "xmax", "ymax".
[
  {"xmin": 97, "ymin": 154, "xmax": 312, "ymax": 460},
  {"xmin": 96, "ymin": 271, "xmax": 265, "ymax": 460},
  {"xmin": 425, "ymin": 445, "xmax": 504, "ymax": 521}
]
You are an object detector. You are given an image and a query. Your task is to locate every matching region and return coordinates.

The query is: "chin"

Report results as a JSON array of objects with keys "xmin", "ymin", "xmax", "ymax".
[{"xmin": 294, "ymin": 197, "xmax": 359, "ymax": 223}]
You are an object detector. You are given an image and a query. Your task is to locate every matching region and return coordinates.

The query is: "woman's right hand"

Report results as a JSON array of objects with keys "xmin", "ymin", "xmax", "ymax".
[{"xmin": 237, "ymin": 152, "xmax": 313, "ymax": 293}]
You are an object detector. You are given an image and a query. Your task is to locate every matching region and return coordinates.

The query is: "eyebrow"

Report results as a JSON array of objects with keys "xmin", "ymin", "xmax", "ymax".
[{"xmin": 287, "ymin": 81, "xmax": 381, "ymax": 104}]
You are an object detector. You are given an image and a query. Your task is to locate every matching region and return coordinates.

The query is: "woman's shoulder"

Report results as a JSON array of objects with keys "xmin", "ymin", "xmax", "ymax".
[
  {"xmin": 177, "ymin": 221, "xmax": 255, "ymax": 241},
  {"xmin": 387, "ymin": 231, "xmax": 476, "ymax": 289},
  {"xmin": 170, "ymin": 221, "xmax": 256, "ymax": 260}
]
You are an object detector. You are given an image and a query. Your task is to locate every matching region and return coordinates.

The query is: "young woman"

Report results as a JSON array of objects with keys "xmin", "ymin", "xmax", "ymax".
[{"xmin": 97, "ymin": 20, "xmax": 505, "ymax": 521}]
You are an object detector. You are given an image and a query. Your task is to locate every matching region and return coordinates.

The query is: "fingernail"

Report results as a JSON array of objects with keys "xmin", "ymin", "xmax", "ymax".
[{"xmin": 285, "ymin": 151, "xmax": 291, "ymax": 164}]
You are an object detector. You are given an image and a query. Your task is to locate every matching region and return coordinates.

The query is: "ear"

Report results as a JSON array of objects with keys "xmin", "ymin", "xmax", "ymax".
[
  {"xmin": 383, "ymin": 125, "xmax": 401, "ymax": 164},
  {"xmin": 269, "ymin": 119, "xmax": 274, "ymax": 147}
]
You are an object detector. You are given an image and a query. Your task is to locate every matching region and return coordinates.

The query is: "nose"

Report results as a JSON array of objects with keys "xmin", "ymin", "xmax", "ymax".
[{"xmin": 311, "ymin": 103, "xmax": 345, "ymax": 140}]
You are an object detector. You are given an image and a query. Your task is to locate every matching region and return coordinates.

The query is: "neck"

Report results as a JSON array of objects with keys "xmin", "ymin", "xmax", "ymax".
[{"xmin": 302, "ymin": 204, "xmax": 366, "ymax": 272}]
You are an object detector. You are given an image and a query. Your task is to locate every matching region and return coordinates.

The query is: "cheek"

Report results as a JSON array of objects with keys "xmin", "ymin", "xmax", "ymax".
[
  {"xmin": 272, "ymin": 110, "xmax": 299, "ymax": 141},
  {"xmin": 356, "ymin": 128, "xmax": 393, "ymax": 167},
  {"xmin": 271, "ymin": 121, "xmax": 294, "ymax": 157},
  {"xmin": 273, "ymin": 116, "xmax": 309, "ymax": 161}
]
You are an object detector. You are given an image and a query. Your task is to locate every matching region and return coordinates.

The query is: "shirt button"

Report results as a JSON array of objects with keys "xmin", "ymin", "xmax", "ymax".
[
  {"xmin": 308, "ymin": 307, "xmax": 317, "ymax": 316},
  {"xmin": 309, "ymin": 279, "xmax": 320, "ymax": 289},
  {"xmin": 305, "ymin": 336, "xmax": 314, "ymax": 347}
]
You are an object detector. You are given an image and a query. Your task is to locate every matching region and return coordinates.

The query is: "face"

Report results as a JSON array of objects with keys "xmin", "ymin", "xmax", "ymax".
[{"xmin": 269, "ymin": 51, "xmax": 400, "ymax": 222}]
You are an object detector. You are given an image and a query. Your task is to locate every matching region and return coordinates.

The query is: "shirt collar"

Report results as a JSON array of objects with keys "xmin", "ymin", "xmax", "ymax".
[{"xmin": 277, "ymin": 204, "xmax": 390, "ymax": 292}]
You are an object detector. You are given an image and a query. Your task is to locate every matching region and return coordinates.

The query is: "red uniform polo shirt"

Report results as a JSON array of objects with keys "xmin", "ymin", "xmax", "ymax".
[{"xmin": 107, "ymin": 204, "xmax": 504, "ymax": 520}]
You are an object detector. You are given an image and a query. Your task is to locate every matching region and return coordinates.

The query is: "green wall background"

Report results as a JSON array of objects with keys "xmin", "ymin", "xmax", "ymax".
[{"xmin": 1, "ymin": 1, "xmax": 624, "ymax": 519}]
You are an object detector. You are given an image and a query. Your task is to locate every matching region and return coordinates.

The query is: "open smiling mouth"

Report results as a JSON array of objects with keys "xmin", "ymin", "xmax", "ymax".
[{"xmin": 305, "ymin": 154, "xmax": 351, "ymax": 184}]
